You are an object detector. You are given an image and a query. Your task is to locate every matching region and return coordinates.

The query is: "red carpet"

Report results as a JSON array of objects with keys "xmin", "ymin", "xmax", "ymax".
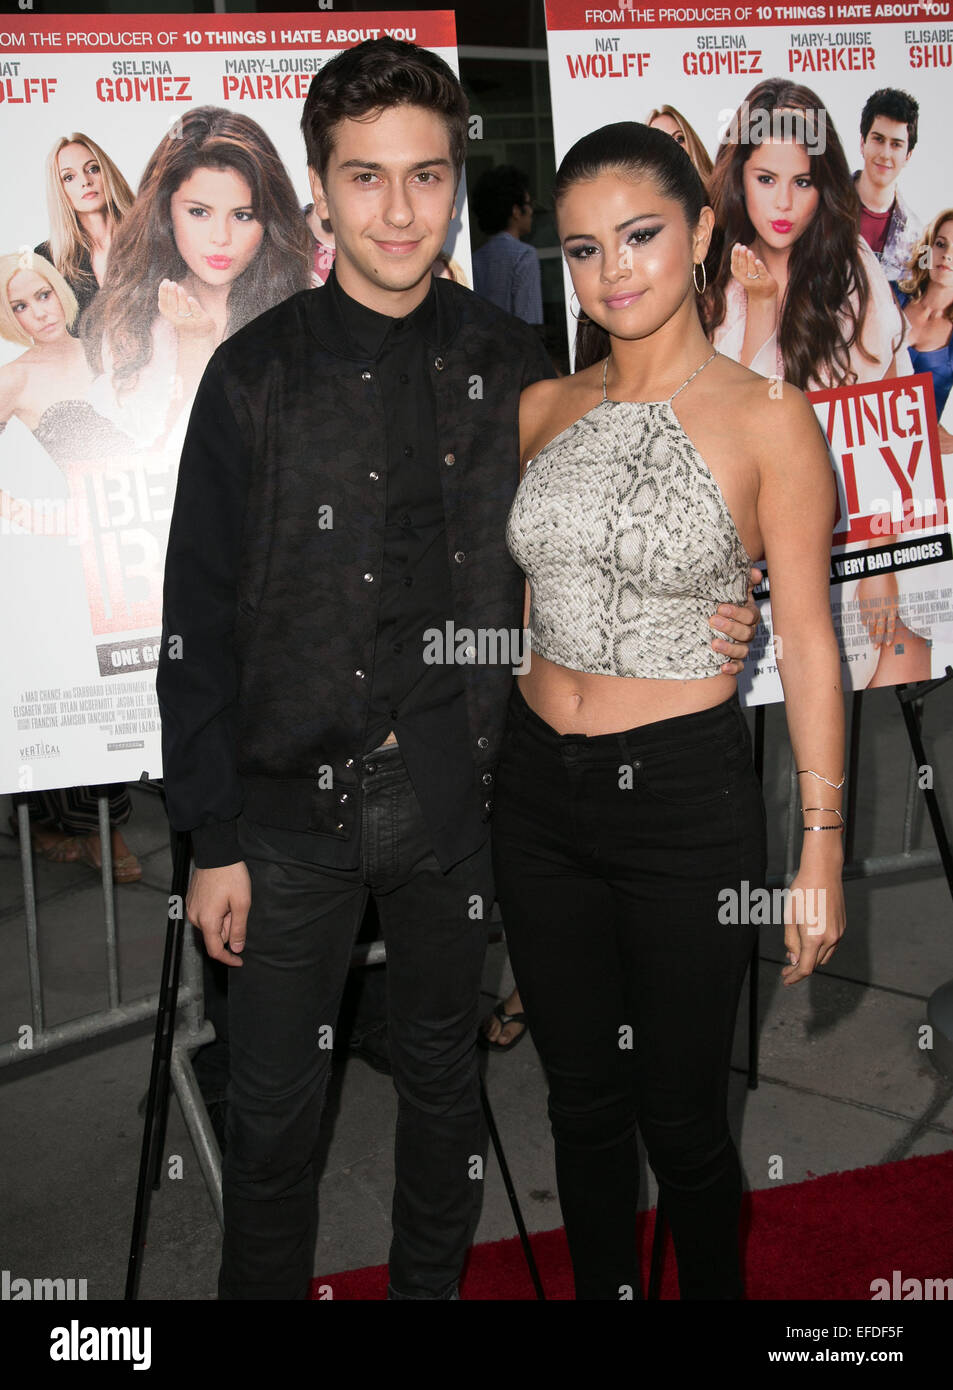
[{"xmin": 310, "ymin": 1149, "xmax": 953, "ymax": 1299}]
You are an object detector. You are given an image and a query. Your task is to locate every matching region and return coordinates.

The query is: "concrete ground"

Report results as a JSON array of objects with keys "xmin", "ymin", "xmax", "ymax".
[{"xmin": 1, "ymin": 684, "xmax": 952, "ymax": 1304}]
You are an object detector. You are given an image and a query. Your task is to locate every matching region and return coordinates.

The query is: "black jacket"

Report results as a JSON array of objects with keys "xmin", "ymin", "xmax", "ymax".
[{"xmin": 156, "ymin": 276, "xmax": 555, "ymax": 868}]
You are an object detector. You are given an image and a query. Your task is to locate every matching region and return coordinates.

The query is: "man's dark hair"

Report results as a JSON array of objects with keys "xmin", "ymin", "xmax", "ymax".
[
  {"xmin": 860, "ymin": 88, "xmax": 919, "ymax": 154},
  {"xmin": 301, "ymin": 37, "xmax": 469, "ymax": 181},
  {"xmin": 472, "ymin": 165, "xmax": 531, "ymax": 235}
]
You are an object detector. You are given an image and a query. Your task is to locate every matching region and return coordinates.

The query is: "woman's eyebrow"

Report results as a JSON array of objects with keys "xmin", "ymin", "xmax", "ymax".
[{"xmin": 563, "ymin": 213, "xmax": 663, "ymax": 243}]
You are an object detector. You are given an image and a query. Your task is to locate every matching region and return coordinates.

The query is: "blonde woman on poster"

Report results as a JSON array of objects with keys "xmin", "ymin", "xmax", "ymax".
[
  {"xmin": 84, "ymin": 106, "xmax": 312, "ymax": 453},
  {"xmin": 647, "ymin": 104, "xmax": 713, "ymax": 185},
  {"xmin": 34, "ymin": 132, "xmax": 134, "ymax": 328},
  {"xmin": 893, "ymin": 208, "xmax": 953, "ymax": 455},
  {"xmin": 495, "ymin": 120, "xmax": 845, "ymax": 1300},
  {"xmin": 705, "ymin": 78, "xmax": 930, "ymax": 688}
]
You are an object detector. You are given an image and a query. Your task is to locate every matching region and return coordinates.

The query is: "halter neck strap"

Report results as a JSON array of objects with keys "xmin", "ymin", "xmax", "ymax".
[{"xmin": 601, "ymin": 350, "xmax": 719, "ymax": 404}]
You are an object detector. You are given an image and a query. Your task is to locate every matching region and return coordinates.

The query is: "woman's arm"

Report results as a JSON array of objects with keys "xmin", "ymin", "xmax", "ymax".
[{"xmin": 753, "ymin": 384, "xmax": 846, "ymax": 985}]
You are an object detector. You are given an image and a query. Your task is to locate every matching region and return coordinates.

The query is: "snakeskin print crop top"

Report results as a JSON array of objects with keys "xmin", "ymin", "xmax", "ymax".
[{"xmin": 505, "ymin": 351, "xmax": 752, "ymax": 680}]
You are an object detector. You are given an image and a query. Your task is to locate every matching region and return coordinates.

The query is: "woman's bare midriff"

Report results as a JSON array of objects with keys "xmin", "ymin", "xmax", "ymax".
[{"xmin": 518, "ymin": 648, "xmax": 737, "ymax": 736}]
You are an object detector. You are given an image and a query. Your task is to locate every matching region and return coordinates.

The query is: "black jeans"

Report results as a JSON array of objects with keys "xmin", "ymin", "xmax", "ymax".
[
  {"xmin": 218, "ymin": 744, "xmax": 492, "ymax": 1299},
  {"xmin": 491, "ymin": 683, "xmax": 766, "ymax": 1300}
]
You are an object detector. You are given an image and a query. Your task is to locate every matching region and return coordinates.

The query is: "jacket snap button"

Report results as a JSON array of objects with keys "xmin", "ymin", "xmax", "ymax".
[
  {"xmin": 434, "ymin": 356, "xmax": 444, "ymax": 370},
  {"xmin": 477, "ymin": 736, "xmax": 488, "ymax": 749},
  {"xmin": 454, "ymin": 551, "xmax": 465, "ymax": 563},
  {"xmin": 444, "ymin": 452, "xmax": 455, "ymax": 466},
  {"xmin": 361, "ymin": 370, "xmax": 372, "ymax": 381}
]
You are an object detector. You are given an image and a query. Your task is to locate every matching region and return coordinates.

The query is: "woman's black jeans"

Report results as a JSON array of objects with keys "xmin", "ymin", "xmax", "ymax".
[{"xmin": 491, "ymin": 682, "xmax": 766, "ymax": 1300}]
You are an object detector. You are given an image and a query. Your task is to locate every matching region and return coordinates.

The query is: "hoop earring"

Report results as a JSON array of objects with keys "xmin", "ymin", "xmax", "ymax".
[
  {"xmin": 692, "ymin": 261, "xmax": 707, "ymax": 294},
  {"xmin": 570, "ymin": 291, "xmax": 586, "ymax": 321}
]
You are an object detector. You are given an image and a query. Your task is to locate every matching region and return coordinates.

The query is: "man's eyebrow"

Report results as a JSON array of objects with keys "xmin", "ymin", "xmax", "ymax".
[{"xmin": 336, "ymin": 157, "xmax": 453, "ymax": 172}]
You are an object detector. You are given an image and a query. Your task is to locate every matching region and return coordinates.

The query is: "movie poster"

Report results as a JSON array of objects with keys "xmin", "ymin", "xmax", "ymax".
[
  {"xmin": 543, "ymin": 0, "xmax": 953, "ymax": 702},
  {"xmin": 0, "ymin": 12, "xmax": 465, "ymax": 794}
]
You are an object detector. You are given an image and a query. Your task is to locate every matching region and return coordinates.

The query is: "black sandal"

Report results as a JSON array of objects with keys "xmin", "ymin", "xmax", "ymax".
[{"xmin": 477, "ymin": 998, "xmax": 528, "ymax": 1052}]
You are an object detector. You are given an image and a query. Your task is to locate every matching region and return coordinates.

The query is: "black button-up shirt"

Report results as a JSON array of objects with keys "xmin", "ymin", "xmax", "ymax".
[{"xmin": 241, "ymin": 269, "xmax": 483, "ymax": 870}]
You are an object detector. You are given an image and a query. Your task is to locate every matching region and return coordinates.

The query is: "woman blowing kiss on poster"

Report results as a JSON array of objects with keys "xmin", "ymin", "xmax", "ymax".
[{"xmin": 83, "ymin": 106, "xmax": 311, "ymax": 453}]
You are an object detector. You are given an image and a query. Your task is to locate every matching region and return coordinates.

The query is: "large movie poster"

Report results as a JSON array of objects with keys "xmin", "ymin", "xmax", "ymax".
[
  {"xmin": 0, "ymin": 11, "xmax": 465, "ymax": 793},
  {"xmin": 543, "ymin": 0, "xmax": 953, "ymax": 702}
]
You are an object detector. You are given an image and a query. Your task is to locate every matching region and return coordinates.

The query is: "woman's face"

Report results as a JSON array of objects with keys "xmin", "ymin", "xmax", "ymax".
[
  {"xmin": 170, "ymin": 166, "xmax": 264, "ymax": 288},
  {"xmin": 650, "ymin": 113, "xmax": 687, "ymax": 151},
  {"xmin": 58, "ymin": 142, "xmax": 106, "ymax": 216},
  {"xmin": 6, "ymin": 269, "xmax": 67, "ymax": 341},
  {"xmin": 558, "ymin": 170, "xmax": 706, "ymax": 339},
  {"xmin": 928, "ymin": 220, "xmax": 953, "ymax": 289},
  {"xmin": 741, "ymin": 138, "xmax": 819, "ymax": 253}
]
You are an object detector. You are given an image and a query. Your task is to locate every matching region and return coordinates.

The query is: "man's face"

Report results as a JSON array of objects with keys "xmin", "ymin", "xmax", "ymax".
[
  {"xmin": 308, "ymin": 103, "xmax": 457, "ymax": 314},
  {"xmin": 860, "ymin": 116, "xmax": 912, "ymax": 192}
]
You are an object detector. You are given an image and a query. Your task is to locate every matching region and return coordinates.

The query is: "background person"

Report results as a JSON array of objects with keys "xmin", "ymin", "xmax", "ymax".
[{"xmin": 471, "ymin": 164, "xmax": 544, "ymax": 325}]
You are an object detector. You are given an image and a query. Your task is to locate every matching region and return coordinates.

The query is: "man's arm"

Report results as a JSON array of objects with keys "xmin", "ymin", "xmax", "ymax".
[{"xmin": 157, "ymin": 352, "xmax": 251, "ymax": 869}]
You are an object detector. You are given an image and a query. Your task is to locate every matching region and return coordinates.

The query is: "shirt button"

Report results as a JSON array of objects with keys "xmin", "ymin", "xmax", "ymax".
[
  {"xmin": 355, "ymin": 669, "xmax": 365, "ymax": 679},
  {"xmin": 363, "ymin": 572, "xmax": 374, "ymax": 583},
  {"xmin": 369, "ymin": 470, "xmax": 379, "ymax": 481},
  {"xmin": 434, "ymin": 356, "xmax": 444, "ymax": 370},
  {"xmin": 335, "ymin": 822, "xmax": 345, "ymax": 833},
  {"xmin": 338, "ymin": 792, "xmax": 348, "ymax": 803},
  {"xmin": 403, "ymin": 445, "xmax": 413, "ymax": 458},
  {"xmin": 444, "ymin": 452, "xmax": 455, "ymax": 466},
  {"xmin": 361, "ymin": 370, "xmax": 372, "ymax": 381},
  {"xmin": 454, "ymin": 550, "xmax": 466, "ymax": 563},
  {"xmin": 482, "ymin": 771, "xmax": 493, "ymax": 785},
  {"xmin": 399, "ymin": 514, "xmax": 411, "ymax": 527},
  {"xmin": 364, "ymin": 761, "xmax": 377, "ymax": 775},
  {"xmin": 477, "ymin": 736, "xmax": 488, "ymax": 749},
  {"xmin": 345, "ymin": 758, "xmax": 355, "ymax": 769},
  {"xmin": 403, "ymin": 576, "xmax": 413, "ymax": 588}
]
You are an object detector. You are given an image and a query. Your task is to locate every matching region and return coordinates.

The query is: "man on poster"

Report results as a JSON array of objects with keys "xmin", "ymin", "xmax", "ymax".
[
  {"xmin": 853, "ymin": 88, "xmax": 923, "ymax": 285},
  {"xmin": 157, "ymin": 37, "xmax": 760, "ymax": 1300}
]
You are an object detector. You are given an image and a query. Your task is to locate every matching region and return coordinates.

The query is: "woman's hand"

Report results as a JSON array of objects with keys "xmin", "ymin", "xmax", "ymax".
[
  {"xmin": 710, "ymin": 564, "xmax": 763, "ymax": 674},
  {"xmin": 781, "ymin": 861, "xmax": 846, "ymax": 986},
  {"xmin": 158, "ymin": 279, "xmax": 215, "ymax": 340},
  {"xmin": 730, "ymin": 244, "xmax": 778, "ymax": 303},
  {"xmin": 856, "ymin": 569, "xmax": 900, "ymax": 646}
]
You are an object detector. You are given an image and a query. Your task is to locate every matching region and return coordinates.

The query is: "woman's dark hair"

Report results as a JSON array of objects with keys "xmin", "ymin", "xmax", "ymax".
[
  {"xmin": 84, "ymin": 106, "xmax": 312, "ymax": 395},
  {"xmin": 301, "ymin": 37, "xmax": 469, "ymax": 182},
  {"xmin": 706, "ymin": 78, "xmax": 891, "ymax": 389},
  {"xmin": 553, "ymin": 121, "xmax": 708, "ymax": 371},
  {"xmin": 860, "ymin": 87, "xmax": 919, "ymax": 154},
  {"xmin": 472, "ymin": 165, "xmax": 530, "ymax": 235}
]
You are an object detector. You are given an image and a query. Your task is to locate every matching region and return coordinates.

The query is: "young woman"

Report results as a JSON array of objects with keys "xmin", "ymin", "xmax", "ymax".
[
  {"xmin": 492, "ymin": 122, "xmax": 846, "ymax": 1300},
  {"xmin": 0, "ymin": 252, "xmax": 141, "ymax": 880},
  {"xmin": 83, "ymin": 106, "xmax": 312, "ymax": 450},
  {"xmin": 705, "ymin": 78, "xmax": 909, "ymax": 390},
  {"xmin": 35, "ymin": 133, "xmax": 134, "ymax": 327},
  {"xmin": 893, "ymin": 208, "xmax": 953, "ymax": 453},
  {"xmin": 647, "ymin": 104, "xmax": 714, "ymax": 185}
]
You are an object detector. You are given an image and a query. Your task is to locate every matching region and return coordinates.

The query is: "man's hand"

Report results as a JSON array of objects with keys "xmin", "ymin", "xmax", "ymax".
[
  {"xmin": 710, "ymin": 565, "xmax": 763, "ymax": 674},
  {"xmin": 186, "ymin": 862, "xmax": 251, "ymax": 967}
]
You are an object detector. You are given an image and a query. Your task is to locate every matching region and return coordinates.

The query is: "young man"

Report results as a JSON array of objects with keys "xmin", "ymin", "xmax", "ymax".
[
  {"xmin": 157, "ymin": 38, "xmax": 760, "ymax": 1301},
  {"xmin": 853, "ymin": 88, "xmax": 923, "ymax": 284},
  {"xmin": 472, "ymin": 164, "xmax": 544, "ymax": 325}
]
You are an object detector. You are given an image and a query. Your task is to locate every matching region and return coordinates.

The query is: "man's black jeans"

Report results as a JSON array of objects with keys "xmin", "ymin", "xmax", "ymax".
[
  {"xmin": 218, "ymin": 744, "xmax": 492, "ymax": 1299},
  {"xmin": 492, "ymin": 683, "xmax": 766, "ymax": 1300}
]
